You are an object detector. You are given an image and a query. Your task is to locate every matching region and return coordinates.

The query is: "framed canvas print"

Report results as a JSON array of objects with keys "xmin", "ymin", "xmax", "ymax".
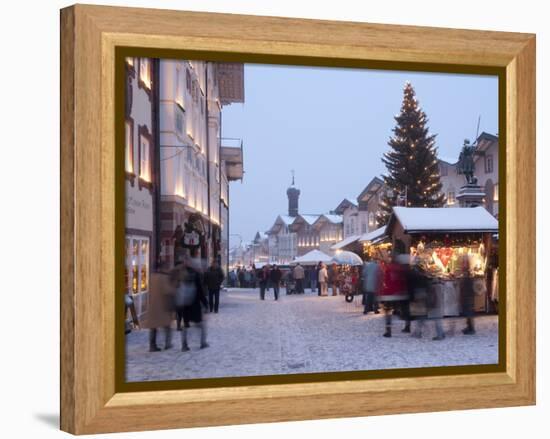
[{"xmin": 60, "ymin": 4, "xmax": 536, "ymax": 435}]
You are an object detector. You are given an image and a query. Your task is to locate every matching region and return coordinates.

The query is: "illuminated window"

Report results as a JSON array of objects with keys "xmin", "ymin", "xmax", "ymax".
[
  {"xmin": 139, "ymin": 58, "xmax": 151, "ymax": 89},
  {"xmin": 368, "ymin": 212, "xmax": 374, "ymax": 227},
  {"xmin": 494, "ymin": 183, "xmax": 499, "ymax": 201},
  {"xmin": 125, "ymin": 120, "xmax": 134, "ymax": 173},
  {"xmin": 126, "ymin": 57, "xmax": 134, "ymax": 67},
  {"xmin": 139, "ymin": 133, "xmax": 151, "ymax": 182}
]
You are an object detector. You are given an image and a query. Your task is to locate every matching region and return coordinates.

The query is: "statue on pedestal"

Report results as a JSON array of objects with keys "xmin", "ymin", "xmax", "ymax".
[{"xmin": 457, "ymin": 139, "xmax": 478, "ymax": 185}]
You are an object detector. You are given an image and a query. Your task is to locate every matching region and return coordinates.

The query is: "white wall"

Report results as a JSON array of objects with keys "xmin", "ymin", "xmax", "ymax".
[{"xmin": 3, "ymin": 1, "xmax": 547, "ymax": 439}]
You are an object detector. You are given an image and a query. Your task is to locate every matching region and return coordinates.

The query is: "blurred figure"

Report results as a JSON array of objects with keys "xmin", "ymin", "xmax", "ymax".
[
  {"xmin": 378, "ymin": 253, "xmax": 410, "ymax": 337},
  {"xmin": 258, "ymin": 264, "xmax": 270, "ymax": 300},
  {"xmin": 311, "ymin": 264, "xmax": 319, "ymax": 294},
  {"xmin": 318, "ymin": 262, "xmax": 328, "ymax": 296},
  {"xmin": 460, "ymin": 254, "xmax": 476, "ymax": 335},
  {"xmin": 409, "ymin": 262, "xmax": 445, "ymax": 340},
  {"xmin": 228, "ymin": 269, "xmax": 237, "ymax": 288},
  {"xmin": 204, "ymin": 260, "xmax": 225, "ymax": 313},
  {"xmin": 144, "ymin": 264, "xmax": 174, "ymax": 351},
  {"xmin": 270, "ymin": 264, "xmax": 282, "ymax": 301},
  {"xmin": 328, "ymin": 263, "xmax": 339, "ymax": 296},
  {"xmin": 293, "ymin": 263, "xmax": 305, "ymax": 294},
  {"xmin": 172, "ymin": 258, "xmax": 209, "ymax": 351},
  {"xmin": 237, "ymin": 268, "xmax": 245, "ymax": 288},
  {"xmin": 362, "ymin": 256, "xmax": 381, "ymax": 315}
]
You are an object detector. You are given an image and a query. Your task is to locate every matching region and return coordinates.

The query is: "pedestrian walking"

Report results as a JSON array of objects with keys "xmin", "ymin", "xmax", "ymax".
[
  {"xmin": 460, "ymin": 254, "xmax": 476, "ymax": 335},
  {"xmin": 237, "ymin": 268, "xmax": 245, "ymax": 288},
  {"xmin": 204, "ymin": 260, "xmax": 225, "ymax": 313},
  {"xmin": 270, "ymin": 264, "xmax": 282, "ymax": 300},
  {"xmin": 258, "ymin": 264, "xmax": 270, "ymax": 300},
  {"xmin": 144, "ymin": 264, "xmax": 175, "ymax": 352},
  {"xmin": 328, "ymin": 263, "xmax": 339, "ymax": 296},
  {"xmin": 318, "ymin": 262, "xmax": 328, "ymax": 296},
  {"xmin": 310, "ymin": 265, "xmax": 318, "ymax": 294},
  {"xmin": 172, "ymin": 258, "xmax": 210, "ymax": 351},
  {"xmin": 361, "ymin": 256, "xmax": 381, "ymax": 314},
  {"xmin": 377, "ymin": 253, "xmax": 410, "ymax": 337},
  {"xmin": 408, "ymin": 262, "xmax": 445, "ymax": 340},
  {"xmin": 293, "ymin": 263, "xmax": 305, "ymax": 294}
]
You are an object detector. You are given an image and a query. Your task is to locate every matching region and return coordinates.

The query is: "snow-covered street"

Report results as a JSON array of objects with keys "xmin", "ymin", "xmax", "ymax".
[{"xmin": 125, "ymin": 288, "xmax": 498, "ymax": 382}]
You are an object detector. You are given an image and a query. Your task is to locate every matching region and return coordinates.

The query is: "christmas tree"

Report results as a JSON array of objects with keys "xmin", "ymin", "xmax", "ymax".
[{"xmin": 377, "ymin": 82, "xmax": 445, "ymax": 226}]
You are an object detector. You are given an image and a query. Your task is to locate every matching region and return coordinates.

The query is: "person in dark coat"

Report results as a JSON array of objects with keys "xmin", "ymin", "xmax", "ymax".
[
  {"xmin": 237, "ymin": 268, "xmax": 245, "ymax": 288},
  {"xmin": 270, "ymin": 264, "xmax": 282, "ymax": 301},
  {"xmin": 258, "ymin": 264, "xmax": 270, "ymax": 300},
  {"xmin": 204, "ymin": 260, "xmax": 225, "ymax": 313},
  {"xmin": 172, "ymin": 259, "xmax": 209, "ymax": 351}
]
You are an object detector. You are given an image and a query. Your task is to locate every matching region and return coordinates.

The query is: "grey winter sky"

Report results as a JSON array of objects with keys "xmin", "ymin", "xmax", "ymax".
[{"xmin": 222, "ymin": 64, "xmax": 498, "ymax": 249}]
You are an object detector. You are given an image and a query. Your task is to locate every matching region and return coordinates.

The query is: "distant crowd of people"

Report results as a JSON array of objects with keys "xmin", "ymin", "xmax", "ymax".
[{"xmin": 228, "ymin": 251, "xmax": 482, "ymax": 340}]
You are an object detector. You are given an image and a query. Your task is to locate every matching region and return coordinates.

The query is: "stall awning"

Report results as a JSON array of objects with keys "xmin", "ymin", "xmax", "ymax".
[
  {"xmin": 289, "ymin": 249, "xmax": 332, "ymax": 266},
  {"xmin": 391, "ymin": 206, "xmax": 498, "ymax": 234},
  {"xmin": 331, "ymin": 234, "xmax": 360, "ymax": 250},
  {"xmin": 359, "ymin": 226, "xmax": 387, "ymax": 243}
]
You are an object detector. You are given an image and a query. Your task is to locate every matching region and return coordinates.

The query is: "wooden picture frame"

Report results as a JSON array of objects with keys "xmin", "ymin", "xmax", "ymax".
[{"xmin": 60, "ymin": 4, "xmax": 535, "ymax": 434}]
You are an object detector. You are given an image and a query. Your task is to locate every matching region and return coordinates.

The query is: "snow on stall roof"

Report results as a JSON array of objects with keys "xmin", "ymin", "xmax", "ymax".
[
  {"xmin": 331, "ymin": 234, "xmax": 361, "ymax": 250},
  {"xmin": 289, "ymin": 249, "xmax": 332, "ymax": 265},
  {"xmin": 359, "ymin": 226, "xmax": 387, "ymax": 243},
  {"xmin": 392, "ymin": 206, "xmax": 498, "ymax": 233}
]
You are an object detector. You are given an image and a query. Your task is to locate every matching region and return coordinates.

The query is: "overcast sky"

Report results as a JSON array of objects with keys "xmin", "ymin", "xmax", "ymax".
[{"xmin": 221, "ymin": 64, "xmax": 498, "ymax": 248}]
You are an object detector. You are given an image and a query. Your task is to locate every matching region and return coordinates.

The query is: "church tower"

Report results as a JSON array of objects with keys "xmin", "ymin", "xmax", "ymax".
[{"xmin": 286, "ymin": 170, "xmax": 300, "ymax": 217}]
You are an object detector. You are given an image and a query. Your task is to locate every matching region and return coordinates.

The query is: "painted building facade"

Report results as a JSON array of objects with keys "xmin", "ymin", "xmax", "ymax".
[
  {"xmin": 124, "ymin": 56, "xmax": 158, "ymax": 317},
  {"xmin": 438, "ymin": 132, "xmax": 499, "ymax": 217},
  {"xmin": 157, "ymin": 60, "xmax": 244, "ymax": 271}
]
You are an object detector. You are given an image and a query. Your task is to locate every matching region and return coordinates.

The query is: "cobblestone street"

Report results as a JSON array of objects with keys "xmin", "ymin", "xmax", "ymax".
[{"xmin": 126, "ymin": 288, "xmax": 498, "ymax": 382}]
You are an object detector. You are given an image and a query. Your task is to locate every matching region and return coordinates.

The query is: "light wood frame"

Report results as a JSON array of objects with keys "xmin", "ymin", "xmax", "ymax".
[{"xmin": 60, "ymin": 4, "xmax": 536, "ymax": 434}]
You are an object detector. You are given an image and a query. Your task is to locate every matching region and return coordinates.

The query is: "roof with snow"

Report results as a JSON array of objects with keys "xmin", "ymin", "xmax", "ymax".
[
  {"xmin": 299, "ymin": 214, "xmax": 322, "ymax": 225},
  {"xmin": 289, "ymin": 249, "xmax": 332, "ymax": 265},
  {"xmin": 331, "ymin": 234, "xmax": 361, "ymax": 250},
  {"xmin": 359, "ymin": 226, "xmax": 387, "ymax": 243},
  {"xmin": 389, "ymin": 206, "xmax": 498, "ymax": 234}
]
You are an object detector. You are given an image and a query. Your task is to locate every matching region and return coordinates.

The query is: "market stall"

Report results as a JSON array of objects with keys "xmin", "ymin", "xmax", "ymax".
[
  {"xmin": 385, "ymin": 206, "xmax": 499, "ymax": 316},
  {"xmin": 359, "ymin": 226, "xmax": 392, "ymax": 262}
]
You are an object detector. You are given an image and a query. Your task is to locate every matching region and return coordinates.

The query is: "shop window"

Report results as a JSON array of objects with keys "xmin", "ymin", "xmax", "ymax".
[{"xmin": 127, "ymin": 235, "xmax": 150, "ymax": 296}]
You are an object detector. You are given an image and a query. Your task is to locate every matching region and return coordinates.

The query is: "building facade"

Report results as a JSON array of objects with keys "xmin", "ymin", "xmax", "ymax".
[
  {"xmin": 124, "ymin": 56, "xmax": 158, "ymax": 317},
  {"xmin": 157, "ymin": 60, "xmax": 244, "ymax": 271},
  {"xmin": 438, "ymin": 132, "xmax": 499, "ymax": 217},
  {"xmin": 265, "ymin": 180, "xmax": 342, "ymax": 264}
]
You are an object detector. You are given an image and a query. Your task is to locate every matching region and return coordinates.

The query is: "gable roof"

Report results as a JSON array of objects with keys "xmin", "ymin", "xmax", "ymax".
[
  {"xmin": 357, "ymin": 176, "xmax": 384, "ymax": 203},
  {"xmin": 333, "ymin": 198, "xmax": 358, "ymax": 215}
]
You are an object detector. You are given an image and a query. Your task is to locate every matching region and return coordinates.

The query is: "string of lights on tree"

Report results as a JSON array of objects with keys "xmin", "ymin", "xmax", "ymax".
[{"xmin": 377, "ymin": 81, "xmax": 446, "ymax": 226}]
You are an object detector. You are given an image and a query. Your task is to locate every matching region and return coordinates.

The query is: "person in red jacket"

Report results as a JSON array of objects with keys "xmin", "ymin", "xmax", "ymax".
[{"xmin": 378, "ymin": 253, "xmax": 411, "ymax": 337}]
